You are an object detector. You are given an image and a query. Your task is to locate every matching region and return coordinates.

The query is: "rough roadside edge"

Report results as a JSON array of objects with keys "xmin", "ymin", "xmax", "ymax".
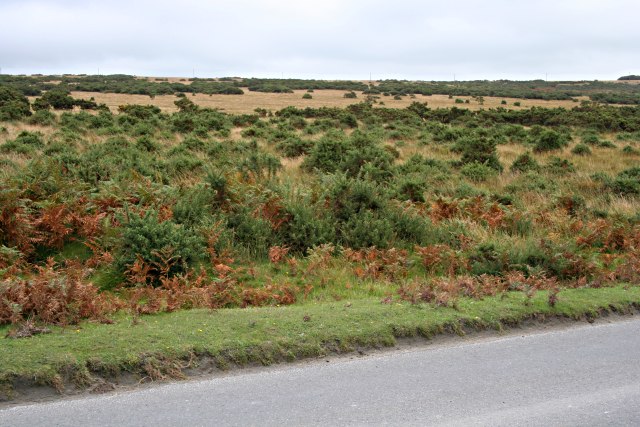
[{"xmin": 1, "ymin": 302, "xmax": 638, "ymax": 407}]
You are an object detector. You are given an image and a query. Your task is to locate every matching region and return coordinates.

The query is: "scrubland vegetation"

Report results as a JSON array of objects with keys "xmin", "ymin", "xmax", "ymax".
[
  {"xmin": 1, "ymin": 78, "xmax": 640, "ymax": 397},
  {"xmin": 3, "ymin": 74, "xmax": 640, "ymax": 104}
]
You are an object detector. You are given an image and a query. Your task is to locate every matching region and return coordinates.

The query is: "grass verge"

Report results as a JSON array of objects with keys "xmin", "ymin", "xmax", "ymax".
[{"xmin": 1, "ymin": 285, "xmax": 639, "ymax": 402}]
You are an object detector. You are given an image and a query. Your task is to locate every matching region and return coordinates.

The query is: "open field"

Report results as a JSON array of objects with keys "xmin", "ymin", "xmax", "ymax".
[{"xmin": 69, "ymin": 90, "xmax": 585, "ymax": 114}]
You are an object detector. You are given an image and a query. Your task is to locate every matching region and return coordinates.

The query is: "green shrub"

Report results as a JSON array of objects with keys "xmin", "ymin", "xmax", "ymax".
[
  {"xmin": 532, "ymin": 129, "xmax": 569, "ymax": 152},
  {"xmin": 394, "ymin": 175, "xmax": 427, "ymax": 202},
  {"xmin": 571, "ymin": 143, "xmax": 592, "ymax": 156},
  {"xmin": 27, "ymin": 109, "xmax": 56, "ymax": 126},
  {"xmin": 344, "ymin": 91, "xmax": 358, "ymax": 99},
  {"xmin": 458, "ymin": 136, "xmax": 503, "ymax": 171},
  {"xmin": 172, "ymin": 186, "xmax": 216, "ymax": 228},
  {"xmin": 468, "ymin": 243, "xmax": 506, "ymax": 276},
  {"xmin": 340, "ymin": 210, "xmax": 393, "ymax": 249},
  {"xmin": 14, "ymin": 131, "xmax": 45, "ymax": 147},
  {"xmin": 622, "ymin": 145, "xmax": 639, "ymax": 155},
  {"xmin": 0, "ymin": 131, "xmax": 45, "ymax": 154},
  {"xmin": 302, "ymin": 132, "xmax": 349, "ymax": 172},
  {"xmin": 277, "ymin": 137, "xmax": 313, "ymax": 157},
  {"xmin": 598, "ymin": 140, "xmax": 616, "ymax": 148},
  {"xmin": 607, "ymin": 167, "xmax": 640, "ymax": 196},
  {"xmin": 117, "ymin": 209, "xmax": 204, "ymax": 281},
  {"xmin": 505, "ymin": 172, "xmax": 554, "ymax": 192},
  {"xmin": 582, "ymin": 133, "xmax": 616, "ymax": 148},
  {"xmin": 302, "ymin": 93, "xmax": 312, "ymax": 99},
  {"xmin": 582, "ymin": 134, "xmax": 601, "ymax": 146},
  {"xmin": 39, "ymin": 90, "xmax": 76, "ymax": 110},
  {"xmin": 388, "ymin": 208, "xmax": 433, "ymax": 246},
  {"xmin": 545, "ymin": 157, "xmax": 575, "ymax": 175},
  {"xmin": 276, "ymin": 200, "xmax": 335, "ymax": 253},
  {"xmin": 227, "ymin": 208, "xmax": 274, "ymax": 257},
  {"xmin": 461, "ymin": 162, "xmax": 497, "ymax": 182},
  {"xmin": 0, "ymin": 86, "xmax": 31, "ymax": 120},
  {"xmin": 136, "ymin": 135, "xmax": 160, "ymax": 152},
  {"xmin": 510, "ymin": 152, "xmax": 540, "ymax": 173},
  {"xmin": 324, "ymin": 175, "xmax": 386, "ymax": 222}
]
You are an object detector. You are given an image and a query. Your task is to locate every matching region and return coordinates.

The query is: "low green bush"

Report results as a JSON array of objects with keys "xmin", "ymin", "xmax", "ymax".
[
  {"xmin": 461, "ymin": 162, "xmax": 497, "ymax": 182},
  {"xmin": 510, "ymin": 152, "xmax": 540, "ymax": 173},
  {"xmin": 571, "ymin": 143, "xmax": 592, "ymax": 156}
]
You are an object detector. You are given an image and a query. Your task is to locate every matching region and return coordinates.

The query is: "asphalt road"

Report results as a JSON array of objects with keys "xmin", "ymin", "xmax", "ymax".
[{"xmin": 2, "ymin": 318, "xmax": 640, "ymax": 426}]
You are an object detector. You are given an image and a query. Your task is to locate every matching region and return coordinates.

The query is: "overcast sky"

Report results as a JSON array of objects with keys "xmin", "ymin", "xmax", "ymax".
[{"xmin": 1, "ymin": 0, "xmax": 638, "ymax": 80}]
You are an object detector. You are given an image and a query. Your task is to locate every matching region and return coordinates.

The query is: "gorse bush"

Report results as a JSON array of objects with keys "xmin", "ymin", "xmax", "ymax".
[
  {"xmin": 571, "ymin": 143, "xmax": 592, "ymax": 156},
  {"xmin": 510, "ymin": 152, "xmax": 540, "ymax": 173},
  {"xmin": 607, "ymin": 167, "xmax": 640, "ymax": 196},
  {"xmin": 117, "ymin": 209, "xmax": 204, "ymax": 283},
  {"xmin": 461, "ymin": 162, "xmax": 497, "ymax": 182},
  {"xmin": 0, "ymin": 86, "xmax": 31, "ymax": 120},
  {"xmin": 532, "ymin": 129, "xmax": 570, "ymax": 152},
  {"xmin": 458, "ymin": 136, "xmax": 502, "ymax": 171},
  {"xmin": 545, "ymin": 157, "xmax": 575, "ymax": 175}
]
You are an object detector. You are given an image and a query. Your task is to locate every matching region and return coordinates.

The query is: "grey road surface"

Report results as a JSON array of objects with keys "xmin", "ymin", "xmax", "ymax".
[{"xmin": 2, "ymin": 318, "xmax": 640, "ymax": 426}]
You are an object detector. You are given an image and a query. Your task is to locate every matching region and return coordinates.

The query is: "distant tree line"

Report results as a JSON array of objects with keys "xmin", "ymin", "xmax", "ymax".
[{"xmin": 1, "ymin": 74, "xmax": 640, "ymax": 104}]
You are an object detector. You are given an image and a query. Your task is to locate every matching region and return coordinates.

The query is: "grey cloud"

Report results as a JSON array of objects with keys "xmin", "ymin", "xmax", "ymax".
[{"xmin": 0, "ymin": 0, "xmax": 638, "ymax": 79}]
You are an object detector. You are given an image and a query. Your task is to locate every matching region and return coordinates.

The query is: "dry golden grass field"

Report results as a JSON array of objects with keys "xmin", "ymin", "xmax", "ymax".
[{"xmin": 69, "ymin": 90, "xmax": 584, "ymax": 114}]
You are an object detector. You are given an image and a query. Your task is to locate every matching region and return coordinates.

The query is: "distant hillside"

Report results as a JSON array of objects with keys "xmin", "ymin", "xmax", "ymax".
[{"xmin": 618, "ymin": 75, "xmax": 640, "ymax": 81}]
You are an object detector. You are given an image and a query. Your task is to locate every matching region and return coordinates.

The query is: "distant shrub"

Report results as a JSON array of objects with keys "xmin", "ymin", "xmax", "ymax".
[
  {"xmin": 394, "ymin": 175, "xmax": 427, "ymax": 202},
  {"xmin": 532, "ymin": 130, "xmax": 570, "ymax": 152},
  {"xmin": 0, "ymin": 131, "xmax": 45, "ymax": 154},
  {"xmin": 510, "ymin": 152, "xmax": 540, "ymax": 173},
  {"xmin": 582, "ymin": 134, "xmax": 601, "ymax": 146},
  {"xmin": 302, "ymin": 93, "xmax": 312, "ymax": 99},
  {"xmin": 571, "ymin": 143, "xmax": 592, "ymax": 155},
  {"xmin": 461, "ymin": 162, "xmax": 497, "ymax": 182},
  {"xmin": 0, "ymin": 86, "xmax": 31, "ymax": 120},
  {"xmin": 583, "ymin": 133, "xmax": 615, "ymax": 148},
  {"xmin": 622, "ymin": 145, "xmax": 639, "ymax": 155},
  {"xmin": 458, "ymin": 136, "xmax": 503, "ymax": 172},
  {"xmin": 136, "ymin": 135, "xmax": 160, "ymax": 152},
  {"xmin": 513, "ymin": 101, "xmax": 521, "ymax": 106},
  {"xmin": 501, "ymin": 100, "xmax": 507, "ymax": 105},
  {"xmin": 343, "ymin": 91, "xmax": 357, "ymax": 99},
  {"xmin": 545, "ymin": 157, "xmax": 575, "ymax": 175},
  {"xmin": 607, "ymin": 167, "xmax": 640, "ymax": 196},
  {"xmin": 38, "ymin": 90, "xmax": 76, "ymax": 110},
  {"xmin": 506, "ymin": 172, "xmax": 555, "ymax": 193},
  {"xmin": 277, "ymin": 136, "xmax": 313, "ymax": 157},
  {"xmin": 454, "ymin": 98, "xmax": 464, "ymax": 104},
  {"xmin": 14, "ymin": 131, "xmax": 45, "ymax": 147},
  {"xmin": 598, "ymin": 140, "xmax": 616, "ymax": 148},
  {"xmin": 27, "ymin": 109, "xmax": 56, "ymax": 126}
]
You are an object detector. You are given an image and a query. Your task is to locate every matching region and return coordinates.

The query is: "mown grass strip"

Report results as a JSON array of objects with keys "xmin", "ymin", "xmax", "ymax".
[{"xmin": 1, "ymin": 285, "xmax": 639, "ymax": 400}]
